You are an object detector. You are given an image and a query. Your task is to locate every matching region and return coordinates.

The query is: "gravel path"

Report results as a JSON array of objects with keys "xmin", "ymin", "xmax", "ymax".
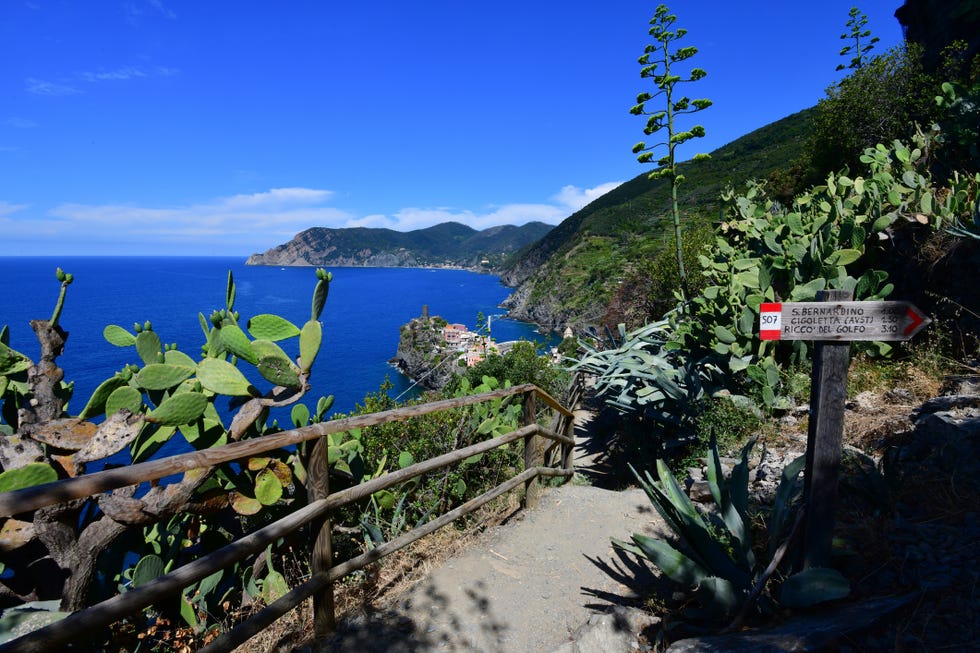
[
  {"xmin": 316, "ymin": 394, "xmax": 666, "ymax": 652},
  {"xmin": 317, "ymin": 484, "xmax": 664, "ymax": 653}
]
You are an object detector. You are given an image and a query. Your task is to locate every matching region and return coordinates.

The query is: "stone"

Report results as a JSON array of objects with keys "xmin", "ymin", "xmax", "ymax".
[
  {"xmin": 688, "ymin": 480, "xmax": 714, "ymax": 503},
  {"xmin": 549, "ymin": 606, "xmax": 660, "ymax": 653}
]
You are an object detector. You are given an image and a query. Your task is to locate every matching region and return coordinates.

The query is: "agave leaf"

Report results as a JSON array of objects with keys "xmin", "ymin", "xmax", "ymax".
[
  {"xmin": 730, "ymin": 439, "xmax": 755, "ymax": 520},
  {"xmin": 779, "ymin": 567, "xmax": 850, "ymax": 608},
  {"xmin": 622, "ymin": 535, "xmax": 708, "ymax": 587},
  {"xmin": 705, "ymin": 435, "xmax": 726, "ymax": 508},
  {"xmin": 769, "ymin": 454, "xmax": 806, "ymax": 557},
  {"xmin": 694, "ymin": 576, "xmax": 742, "ymax": 619}
]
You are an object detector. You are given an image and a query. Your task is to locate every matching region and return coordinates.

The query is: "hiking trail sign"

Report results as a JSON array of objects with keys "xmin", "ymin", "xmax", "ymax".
[
  {"xmin": 759, "ymin": 292, "xmax": 931, "ymax": 570},
  {"xmin": 759, "ymin": 300, "xmax": 930, "ymax": 341}
]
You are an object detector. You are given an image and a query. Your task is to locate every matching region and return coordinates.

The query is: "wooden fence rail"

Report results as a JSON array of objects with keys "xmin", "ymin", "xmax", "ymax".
[{"xmin": 0, "ymin": 381, "xmax": 580, "ymax": 653}]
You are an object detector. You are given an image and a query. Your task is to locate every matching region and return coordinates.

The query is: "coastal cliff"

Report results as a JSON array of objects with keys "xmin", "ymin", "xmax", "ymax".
[{"xmin": 389, "ymin": 314, "xmax": 460, "ymax": 391}]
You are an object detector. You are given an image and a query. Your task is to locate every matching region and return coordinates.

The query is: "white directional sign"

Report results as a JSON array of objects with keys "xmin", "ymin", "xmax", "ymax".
[{"xmin": 759, "ymin": 301, "xmax": 930, "ymax": 341}]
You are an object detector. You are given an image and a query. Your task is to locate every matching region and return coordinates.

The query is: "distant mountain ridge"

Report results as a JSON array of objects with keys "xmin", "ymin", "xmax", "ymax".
[{"xmin": 246, "ymin": 221, "xmax": 553, "ymax": 270}]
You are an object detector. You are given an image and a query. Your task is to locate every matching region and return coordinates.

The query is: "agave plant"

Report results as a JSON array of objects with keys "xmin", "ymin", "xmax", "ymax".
[{"xmin": 614, "ymin": 436, "xmax": 850, "ymax": 621}]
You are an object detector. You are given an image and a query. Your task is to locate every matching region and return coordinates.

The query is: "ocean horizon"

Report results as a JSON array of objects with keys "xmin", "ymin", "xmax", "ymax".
[{"xmin": 0, "ymin": 257, "xmax": 554, "ymax": 425}]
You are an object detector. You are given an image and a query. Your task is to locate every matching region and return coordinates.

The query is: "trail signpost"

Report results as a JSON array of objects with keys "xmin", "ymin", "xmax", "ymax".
[
  {"xmin": 759, "ymin": 300, "xmax": 930, "ymax": 341},
  {"xmin": 759, "ymin": 292, "xmax": 931, "ymax": 569}
]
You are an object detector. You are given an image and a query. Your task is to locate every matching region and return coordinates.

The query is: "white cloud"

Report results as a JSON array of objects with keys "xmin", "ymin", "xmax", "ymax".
[
  {"xmin": 4, "ymin": 117, "xmax": 37, "ymax": 129},
  {"xmin": 220, "ymin": 188, "xmax": 335, "ymax": 210},
  {"xmin": 0, "ymin": 201, "xmax": 28, "ymax": 216},
  {"xmin": 124, "ymin": 0, "xmax": 176, "ymax": 24},
  {"xmin": 26, "ymin": 78, "xmax": 81, "ymax": 96},
  {"xmin": 0, "ymin": 180, "xmax": 623, "ymax": 256},
  {"xmin": 43, "ymin": 194, "xmax": 353, "ymax": 252},
  {"xmin": 147, "ymin": 0, "xmax": 177, "ymax": 19},
  {"xmin": 80, "ymin": 67, "xmax": 147, "ymax": 82},
  {"xmin": 552, "ymin": 181, "xmax": 623, "ymax": 211}
]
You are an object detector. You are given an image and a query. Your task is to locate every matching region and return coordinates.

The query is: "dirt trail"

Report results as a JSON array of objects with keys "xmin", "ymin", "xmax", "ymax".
[{"xmin": 316, "ymin": 394, "xmax": 665, "ymax": 652}]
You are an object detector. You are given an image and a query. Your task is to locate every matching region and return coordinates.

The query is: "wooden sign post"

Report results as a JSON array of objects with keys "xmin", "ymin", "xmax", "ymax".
[{"xmin": 758, "ymin": 291, "xmax": 931, "ymax": 568}]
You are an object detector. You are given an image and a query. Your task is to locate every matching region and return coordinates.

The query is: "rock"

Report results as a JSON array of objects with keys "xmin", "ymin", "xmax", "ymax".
[
  {"xmin": 885, "ymin": 387, "xmax": 914, "ymax": 403},
  {"xmin": 778, "ymin": 414, "xmax": 798, "ymax": 427},
  {"xmin": 914, "ymin": 394, "xmax": 980, "ymax": 416},
  {"xmin": 549, "ymin": 606, "xmax": 660, "ymax": 653},
  {"xmin": 664, "ymin": 593, "xmax": 917, "ymax": 653},
  {"xmin": 688, "ymin": 480, "xmax": 714, "ymax": 503},
  {"xmin": 851, "ymin": 391, "xmax": 880, "ymax": 412},
  {"xmin": 389, "ymin": 314, "xmax": 461, "ymax": 391}
]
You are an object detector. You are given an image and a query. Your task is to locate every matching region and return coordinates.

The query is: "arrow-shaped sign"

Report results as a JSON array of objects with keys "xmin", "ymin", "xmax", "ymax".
[
  {"xmin": 904, "ymin": 305, "xmax": 926, "ymax": 337},
  {"xmin": 760, "ymin": 300, "xmax": 931, "ymax": 341}
]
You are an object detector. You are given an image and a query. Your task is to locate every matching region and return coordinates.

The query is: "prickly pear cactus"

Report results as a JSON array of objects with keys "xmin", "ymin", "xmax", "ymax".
[{"xmin": 0, "ymin": 266, "xmax": 350, "ymax": 623}]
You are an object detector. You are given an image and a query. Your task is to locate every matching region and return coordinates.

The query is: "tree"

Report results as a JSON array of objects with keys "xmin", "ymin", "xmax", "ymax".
[
  {"xmin": 810, "ymin": 44, "xmax": 934, "ymax": 179},
  {"xmin": 630, "ymin": 4, "xmax": 711, "ymax": 303}
]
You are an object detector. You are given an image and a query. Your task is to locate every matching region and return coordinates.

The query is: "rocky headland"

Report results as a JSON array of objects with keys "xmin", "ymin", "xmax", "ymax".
[
  {"xmin": 246, "ymin": 222, "xmax": 553, "ymax": 271},
  {"xmin": 389, "ymin": 314, "xmax": 461, "ymax": 391}
]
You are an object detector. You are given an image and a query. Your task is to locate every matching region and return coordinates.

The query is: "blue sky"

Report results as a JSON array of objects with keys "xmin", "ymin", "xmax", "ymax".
[{"xmin": 1, "ymin": 1, "xmax": 906, "ymax": 257}]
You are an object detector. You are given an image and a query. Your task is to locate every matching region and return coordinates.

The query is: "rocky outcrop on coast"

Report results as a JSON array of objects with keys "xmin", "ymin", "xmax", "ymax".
[{"xmin": 389, "ymin": 315, "xmax": 460, "ymax": 391}]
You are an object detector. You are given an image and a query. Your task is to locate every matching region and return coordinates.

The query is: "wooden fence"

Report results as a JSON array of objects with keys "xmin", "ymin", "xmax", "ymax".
[{"xmin": 0, "ymin": 381, "xmax": 579, "ymax": 653}]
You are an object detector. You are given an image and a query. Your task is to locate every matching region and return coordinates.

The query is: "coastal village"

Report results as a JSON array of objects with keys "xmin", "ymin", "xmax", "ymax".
[
  {"xmin": 391, "ymin": 305, "xmax": 573, "ymax": 392},
  {"xmin": 442, "ymin": 321, "xmax": 494, "ymax": 368}
]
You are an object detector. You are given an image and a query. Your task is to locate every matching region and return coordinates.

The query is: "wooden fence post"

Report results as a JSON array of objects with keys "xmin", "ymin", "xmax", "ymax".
[
  {"xmin": 308, "ymin": 437, "xmax": 336, "ymax": 636},
  {"xmin": 561, "ymin": 413, "xmax": 575, "ymax": 474},
  {"xmin": 801, "ymin": 289, "xmax": 852, "ymax": 569},
  {"xmin": 522, "ymin": 390, "xmax": 539, "ymax": 509}
]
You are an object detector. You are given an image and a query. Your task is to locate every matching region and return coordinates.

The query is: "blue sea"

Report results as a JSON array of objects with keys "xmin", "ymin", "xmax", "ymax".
[{"xmin": 0, "ymin": 258, "xmax": 554, "ymax": 423}]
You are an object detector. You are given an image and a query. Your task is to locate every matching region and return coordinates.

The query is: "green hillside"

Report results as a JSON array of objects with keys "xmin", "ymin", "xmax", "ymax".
[{"xmin": 501, "ymin": 108, "xmax": 814, "ymax": 332}]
